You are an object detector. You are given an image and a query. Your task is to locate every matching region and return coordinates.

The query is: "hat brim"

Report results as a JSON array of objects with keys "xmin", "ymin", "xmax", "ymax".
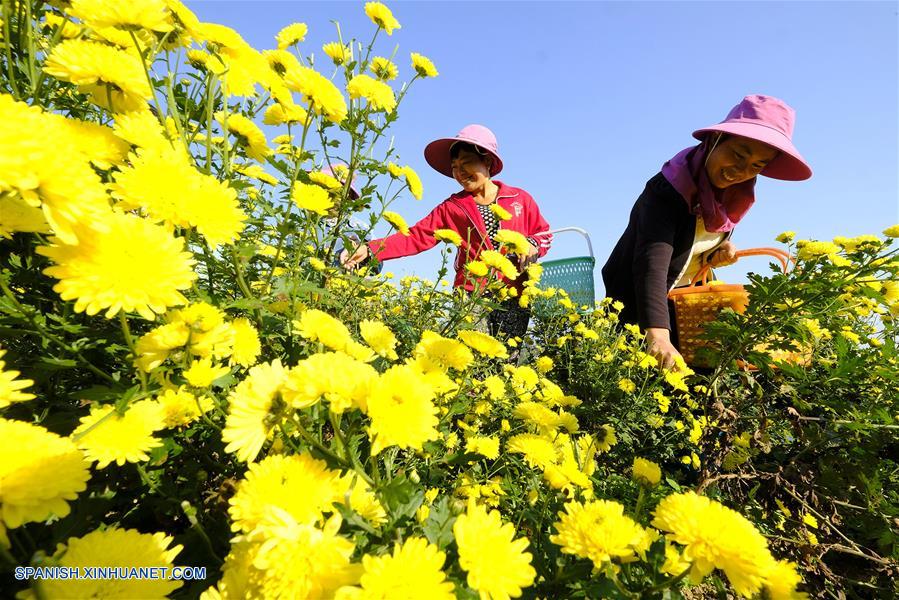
[
  {"xmin": 424, "ymin": 137, "xmax": 504, "ymax": 178},
  {"xmin": 693, "ymin": 123, "xmax": 812, "ymax": 181}
]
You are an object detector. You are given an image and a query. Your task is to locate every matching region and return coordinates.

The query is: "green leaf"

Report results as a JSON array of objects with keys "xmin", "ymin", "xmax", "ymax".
[
  {"xmin": 422, "ymin": 497, "xmax": 455, "ymax": 549},
  {"xmin": 379, "ymin": 475, "xmax": 423, "ymax": 521}
]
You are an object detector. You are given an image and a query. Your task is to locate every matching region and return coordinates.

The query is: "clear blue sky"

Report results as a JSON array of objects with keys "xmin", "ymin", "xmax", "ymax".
[{"xmin": 188, "ymin": 1, "xmax": 898, "ymax": 290}]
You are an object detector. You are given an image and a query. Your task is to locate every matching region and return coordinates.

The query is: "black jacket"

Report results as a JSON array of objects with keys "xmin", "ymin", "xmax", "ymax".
[{"xmin": 601, "ymin": 172, "xmax": 731, "ymax": 332}]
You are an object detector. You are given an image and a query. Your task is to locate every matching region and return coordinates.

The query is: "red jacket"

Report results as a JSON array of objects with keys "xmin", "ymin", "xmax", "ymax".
[{"xmin": 368, "ymin": 181, "xmax": 552, "ymax": 291}]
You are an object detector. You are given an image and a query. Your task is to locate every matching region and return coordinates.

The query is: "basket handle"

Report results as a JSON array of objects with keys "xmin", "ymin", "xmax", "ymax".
[
  {"xmin": 689, "ymin": 247, "xmax": 792, "ymax": 286},
  {"xmin": 546, "ymin": 227, "xmax": 594, "ymax": 259}
]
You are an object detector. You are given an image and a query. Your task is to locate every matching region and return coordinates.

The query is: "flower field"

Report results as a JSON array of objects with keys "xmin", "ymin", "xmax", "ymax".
[{"xmin": 1, "ymin": 2, "xmax": 897, "ymax": 598}]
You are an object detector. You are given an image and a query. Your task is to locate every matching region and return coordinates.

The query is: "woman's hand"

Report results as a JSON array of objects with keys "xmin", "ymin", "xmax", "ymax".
[
  {"xmin": 645, "ymin": 327, "xmax": 684, "ymax": 371},
  {"xmin": 519, "ymin": 242, "xmax": 539, "ymax": 268},
  {"xmin": 707, "ymin": 240, "xmax": 738, "ymax": 267},
  {"xmin": 340, "ymin": 244, "xmax": 370, "ymax": 269}
]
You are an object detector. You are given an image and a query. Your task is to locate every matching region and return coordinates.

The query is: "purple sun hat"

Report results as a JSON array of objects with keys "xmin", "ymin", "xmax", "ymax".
[
  {"xmin": 692, "ymin": 94, "xmax": 812, "ymax": 181},
  {"xmin": 424, "ymin": 124, "xmax": 504, "ymax": 178}
]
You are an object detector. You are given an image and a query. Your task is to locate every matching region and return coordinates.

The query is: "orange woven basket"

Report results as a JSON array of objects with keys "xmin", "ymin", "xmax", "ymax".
[{"xmin": 668, "ymin": 248, "xmax": 791, "ymax": 368}]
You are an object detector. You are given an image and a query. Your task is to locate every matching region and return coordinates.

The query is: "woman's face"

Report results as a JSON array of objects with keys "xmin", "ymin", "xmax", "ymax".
[
  {"xmin": 451, "ymin": 148, "xmax": 492, "ymax": 192},
  {"xmin": 704, "ymin": 135, "xmax": 779, "ymax": 188}
]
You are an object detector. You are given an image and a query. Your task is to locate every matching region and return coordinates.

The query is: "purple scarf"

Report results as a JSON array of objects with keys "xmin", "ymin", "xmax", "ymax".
[{"xmin": 660, "ymin": 140, "xmax": 756, "ymax": 233}]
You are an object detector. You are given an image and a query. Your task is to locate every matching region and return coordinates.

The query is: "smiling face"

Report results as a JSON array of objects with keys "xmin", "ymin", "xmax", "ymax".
[
  {"xmin": 450, "ymin": 146, "xmax": 493, "ymax": 192},
  {"xmin": 704, "ymin": 135, "xmax": 779, "ymax": 188}
]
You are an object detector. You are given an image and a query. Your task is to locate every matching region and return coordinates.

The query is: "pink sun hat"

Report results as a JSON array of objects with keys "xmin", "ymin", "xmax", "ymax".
[
  {"xmin": 692, "ymin": 94, "xmax": 812, "ymax": 181},
  {"xmin": 424, "ymin": 124, "xmax": 504, "ymax": 178}
]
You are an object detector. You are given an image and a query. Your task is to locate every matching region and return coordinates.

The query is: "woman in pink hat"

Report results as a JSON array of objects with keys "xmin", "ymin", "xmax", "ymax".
[
  {"xmin": 601, "ymin": 95, "xmax": 812, "ymax": 369},
  {"xmin": 341, "ymin": 124, "xmax": 553, "ymax": 338}
]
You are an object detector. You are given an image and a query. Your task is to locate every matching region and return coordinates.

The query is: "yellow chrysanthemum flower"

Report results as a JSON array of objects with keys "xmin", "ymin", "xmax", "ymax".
[
  {"xmin": 134, "ymin": 321, "xmax": 189, "ymax": 371},
  {"xmin": 535, "ymin": 356, "xmax": 554, "ymax": 374},
  {"xmin": 276, "ymin": 22, "xmax": 307, "ymax": 49},
  {"xmin": 264, "ymin": 49, "xmax": 301, "ymax": 80},
  {"xmin": 550, "ymin": 499, "xmax": 647, "ymax": 569},
  {"xmin": 618, "ymin": 377, "xmax": 636, "ymax": 394},
  {"xmin": 402, "ymin": 165, "xmax": 423, "ymax": 199},
  {"xmin": 0, "ymin": 95, "xmax": 111, "ymax": 244},
  {"xmin": 67, "ymin": 0, "xmax": 174, "ymax": 33},
  {"xmin": 491, "ymin": 203, "xmax": 513, "ymax": 221},
  {"xmin": 776, "ymin": 231, "xmax": 796, "ymax": 243},
  {"xmin": 110, "ymin": 147, "xmax": 246, "ymax": 247},
  {"xmin": 309, "ymin": 170, "xmax": 343, "ymax": 190},
  {"xmin": 359, "ymin": 320, "xmax": 399, "ymax": 360},
  {"xmin": 651, "ymin": 492, "xmax": 777, "ymax": 596},
  {"xmin": 292, "ymin": 182, "xmax": 334, "ymax": 215},
  {"xmin": 43, "ymin": 13, "xmax": 83, "ymax": 39},
  {"xmin": 457, "ymin": 330, "xmax": 509, "ymax": 359},
  {"xmin": 43, "ymin": 40, "xmax": 153, "ymax": 112},
  {"xmin": 229, "ymin": 453, "xmax": 346, "ymax": 532},
  {"xmin": 283, "ymin": 352, "xmax": 377, "ymax": 413},
  {"xmin": 466, "ymin": 260, "xmax": 489, "ymax": 277},
  {"xmin": 35, "ymin": 528, "xmax": 183, "ymax": 599},
  {"xmin": 37, "ymin": 212, "xmax": 197, "ymax": 320},
  {"xmin": 222, "ymin": 360, "xmax": 289, "ymax": 462},
  {"xmin": 73, "ymin": 400, "xmax": 166, "ymax": 468},
  {"xmin": 0, "ymin": 419, "xmax": 90, "ymax": 528},
  {"xmin": 883, "ymin": 224, "xmax": 899, "ymax": 238},
  {"xmin": 183, "ymin": 357, "xmax": 229, "ymax": 388},
  {"xmin": 233, "ymin": 163, "xmax": 278, "ymax": 186},
  {"xmin": 369, "ymin": 56, "xmax": 398, "ymax": 81},
  {"xmin": 284, "ymin": 66, "xmax": 347, "ymax": 123},
  {"xmin": 229, "ymin": 318, "xmax": 262, "ymax": 367},
  {"xmin": 454, "ymin": 502, "xmax": 536, "ymax": 599},
  {"xmin": 0, "ymin": 195, "xmax": 50, "ymax": 239},
  {"xmin": 480, "ymin": 249, "xmax": 520, "ymax": 279},
  {"xmin": 367, "ymin": 365, "xmax": 439, "ymax": 454},
  {"xmin": 196, "ymin": 23, "xmax": 271, "ymax": 97},
  {"xmin": 494, "ymin": 229, "xmax": 531, "ymax": 255},
  {"xmin": 632, "ymin": 457, "xmax": 662, "ymax": 487},
  {"xmin": 294, "ymin": 309, "xmax": 353, "ymax": 351},
  {"xmin": 507, "ymin": 433, "xmax": 557, "ymax": 468},
  {"xmin": 347, "ymin": 74, "xmax": 397, "ymax": 112},
  {"xmin": 0, "ymin": 348, "xmax": 35, "ymax": 408},
  {"xmin": 596, "ymin": 423, "xmax": 617, "ymax": 452},
  {"xmin": 60, "ymin": 117, "xmax": 130, "ymax": 169},
  {"xmin": 322, "ymin": 41, "xmax": 352, "ymax": 65},
  {"xmin": 513, "ymin": 401, "xmax": 565, "ymax": 435},
  {"xmin": 222, "ymin": 510, "xmax": 358, "ymax": 599},
  {"xmin": 797, "ymin": 240, "xmax": 841, "ymax": 261},
  {"xmin": 364, "ymin": 1, "xmax": 401, "ymax": 34},
  {"xmin": 482, "ymin": 375, "xmax": 507, "ymax": 401},
  {"xmin": 113, "ymin": 109, "xmax": 173, "ymax": 152},
  {"xmin": 156, "ymin": 387, "xmax": 212, "ymax": 428},
  {"xmin": 434, "ymin": 228, "xmax": 462, "ymax": 246},
  {"xmin": 762, "ymin": 559, "xmax": 807, "ymax": 600},
  {"xmin": 410, "ymin": 52, "xmax": 438, "ymax": 78},
  {"xmin": 464, "ymin": 435, "xmax": 500, "ymax": 459},
  {"xmin": 413, "ymin": 330, "xmax": 474, "ymax": 372},
  {"xmin": 186, "ymin": 48, "xmax": 226, "ymax": 75},
  {"xmin": 336, "ymin": 537, "xmax": 453, "ymax": 599},
  {"xmin": 217, "ymin": 112, "xmax": 269, "ymax": 162},
  {"xmin": 340, "ymin": 475, "xmax": 388, "ymax": 526},
  {"xmin": 383, "ymin": 210, "xmax": 409, "ymax": 235}
]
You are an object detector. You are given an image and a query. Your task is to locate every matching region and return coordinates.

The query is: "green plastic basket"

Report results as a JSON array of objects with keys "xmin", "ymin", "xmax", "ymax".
[{"xmin": 534, "ymin": 228, "xmax": 596, "ymax": 313}]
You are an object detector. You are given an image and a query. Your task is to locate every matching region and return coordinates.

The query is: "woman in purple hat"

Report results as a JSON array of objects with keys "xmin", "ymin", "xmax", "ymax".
[
  {"xmin": 341, "ymin": 124, "xmax": 553, "ymax": 338},
  {"xmin": 601, "ymin": 95, "xmax": 812, "ymax": 369}
]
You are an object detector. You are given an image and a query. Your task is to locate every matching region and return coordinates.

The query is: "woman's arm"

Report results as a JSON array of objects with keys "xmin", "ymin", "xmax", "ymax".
[
  {"xmin": 631, "ymin": 191, "xmax": 686, "ymax": 370},
  {"xmin": 342, "ymin": 202, "xmax": 452, "ymax": 267}
]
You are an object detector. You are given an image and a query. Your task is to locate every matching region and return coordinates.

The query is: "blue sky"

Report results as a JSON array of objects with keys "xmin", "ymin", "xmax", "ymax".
[{"xmin": 188, "ymin": 1, "xmax": 898, "ymax": 290}]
